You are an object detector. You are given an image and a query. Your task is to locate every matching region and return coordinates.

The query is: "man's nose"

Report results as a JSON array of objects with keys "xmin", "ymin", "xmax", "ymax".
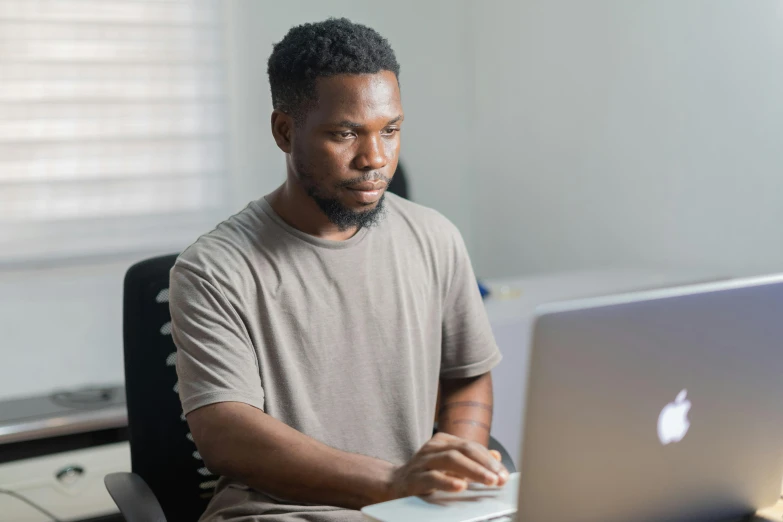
[{"xmin": 354, "ymin": 135, "xmax": 387, "ymax": 170}]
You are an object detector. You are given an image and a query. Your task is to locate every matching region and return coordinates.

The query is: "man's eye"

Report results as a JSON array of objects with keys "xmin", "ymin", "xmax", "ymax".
[
  {"xmin": 336, "ymin": 131, "xmax": 355, "ymax": 139},
  {"xmin": 382, "ymin": 128, "xmax": 399, "ymax": 136}
]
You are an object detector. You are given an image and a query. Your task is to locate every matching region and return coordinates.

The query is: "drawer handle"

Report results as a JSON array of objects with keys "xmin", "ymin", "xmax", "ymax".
[{"xmin": 56, "ymin": 465, "xmax": 85, "ymax": 485}]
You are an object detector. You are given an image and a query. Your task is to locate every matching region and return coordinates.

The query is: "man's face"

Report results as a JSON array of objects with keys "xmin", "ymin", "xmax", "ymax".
[{"xmin": 290, "ymin": 70, "xmax": 403, "ymax": 230}]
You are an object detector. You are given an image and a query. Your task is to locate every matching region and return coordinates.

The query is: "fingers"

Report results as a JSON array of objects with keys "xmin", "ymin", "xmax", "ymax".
[
  {"xmin": 487, "ymin": 449, "xmax": 508, "ymax": 485},
  {"xmin": 452, "ymin": 439, "xmax": 509, "ymax": 486},
  {"xmin": 409, "ymin": 470, "xmax": 467, "ymax": 496},
  {"xmin": 423, "ymin": 448, "xmax": 500, "ymax": 486},
  {"xmin": 424, "ymin": 431, "xmax": 460, "ymax": 450},
  {"xmin": 422, "ymin": 435, "xmax": 509, "ymax": 486}
]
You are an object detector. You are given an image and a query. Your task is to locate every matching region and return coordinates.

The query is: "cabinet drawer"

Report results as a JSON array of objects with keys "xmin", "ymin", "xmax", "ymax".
[{"xmin": 0, "ymin": 442, "xmax": 130, "ymax": 521}]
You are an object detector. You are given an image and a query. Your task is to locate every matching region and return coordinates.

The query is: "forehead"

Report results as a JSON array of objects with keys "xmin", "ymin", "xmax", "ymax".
[{"xmin": 307, "ymin": 71, "xmax": 402, "ymax": 124}]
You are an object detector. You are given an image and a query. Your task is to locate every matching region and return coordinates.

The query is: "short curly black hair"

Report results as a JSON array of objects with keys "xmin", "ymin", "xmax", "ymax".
[{"xmin": 267, "ymin": 18, "xmax": 400, "ymax": 121}]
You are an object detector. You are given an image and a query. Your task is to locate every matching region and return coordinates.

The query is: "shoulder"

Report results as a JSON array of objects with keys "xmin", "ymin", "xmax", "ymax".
[
  {"xmin": 382, "ymin": 194, "xmax": 470, "ymax": 296},
  {"xmin": 173, "ymin": 201, "xmax": 264, "ymax": 286},
  {"xmin": 384, "ymin": 193, "xmax": 463, "ymax": 247}
]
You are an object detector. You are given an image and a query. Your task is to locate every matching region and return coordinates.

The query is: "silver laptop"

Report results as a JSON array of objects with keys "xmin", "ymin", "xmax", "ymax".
[{"xmin": 363, "ymin": 273, "xmax": 783, "ymax": 521}]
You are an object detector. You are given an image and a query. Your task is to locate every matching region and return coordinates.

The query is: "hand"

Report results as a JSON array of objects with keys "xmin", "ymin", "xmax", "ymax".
[{"xmin": 383, "ymin": 432, "xmax": 510, "ymax": 499}]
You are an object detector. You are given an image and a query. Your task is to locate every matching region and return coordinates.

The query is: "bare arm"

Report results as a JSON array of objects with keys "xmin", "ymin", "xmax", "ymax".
[
  {"xmin": 188, "ymin": 401, "xmax": 505, "ymax": 508},
  {"xmin": 437, "ymin": 372, "xmax": 494, "ymax": 446},
  {"xmin": 188, "ymin": 402, "xmax": 393, "ymax": 508}
]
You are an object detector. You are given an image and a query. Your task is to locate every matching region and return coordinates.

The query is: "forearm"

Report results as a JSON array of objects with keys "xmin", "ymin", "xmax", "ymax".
[
  {"xmin": 189, "ymin": 402, "xmax": 394, "ymax": 509},
  {"xmin": 437, "ymin": 372, "xmax": 494, "ymax": 446}
]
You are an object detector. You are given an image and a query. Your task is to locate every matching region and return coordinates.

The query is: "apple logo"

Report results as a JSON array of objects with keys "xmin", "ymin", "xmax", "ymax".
[{"xmin": 657, "ymin": 389, "xmax": 691, "ymax": 445}]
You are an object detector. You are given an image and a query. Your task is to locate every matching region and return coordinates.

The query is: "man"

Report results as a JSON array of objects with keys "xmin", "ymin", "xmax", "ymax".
[{"xmin": 170, "ymin": 18, "xmax": 507, "ymax": 521}]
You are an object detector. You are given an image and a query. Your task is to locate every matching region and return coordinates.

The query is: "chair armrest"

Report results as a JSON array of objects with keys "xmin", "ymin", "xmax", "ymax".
[
  {"xmin": 104, "ymin": 472, "xmax": 167, "ymax": 522},
  {"xmin": 488, "ymin": 435, "xmax": 516, "ymax": 473}
]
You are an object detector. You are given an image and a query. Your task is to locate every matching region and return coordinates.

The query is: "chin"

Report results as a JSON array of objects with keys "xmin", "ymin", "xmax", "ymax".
[
  {"xmin": 356, "ymin": 200, "xmax": 380, "ymax": 209},
  {"xmin": 341, "ymin": 192, "xmax": 384, "ymax": 210}
]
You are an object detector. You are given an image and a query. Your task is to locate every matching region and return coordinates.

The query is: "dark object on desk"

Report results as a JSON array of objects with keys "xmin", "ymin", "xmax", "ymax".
[
  {"xmin": 0, "ymin": 385, "xmax": 126, "ymax": 447},
  {"xmin": 105, "ymin": 254, "xmax": 218, "ymax": 522},
  {"xmin": 106, "ymin": 254, "xmax": 515, "ymax": 521}
]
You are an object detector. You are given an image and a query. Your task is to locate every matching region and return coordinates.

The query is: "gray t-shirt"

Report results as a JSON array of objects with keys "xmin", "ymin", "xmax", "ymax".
[{"xmin": 170, "ymin": 193, "xmax": 501, "ymax": 521}]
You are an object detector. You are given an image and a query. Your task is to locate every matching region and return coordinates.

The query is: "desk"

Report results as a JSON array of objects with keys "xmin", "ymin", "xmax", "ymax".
[
  {"xmin": 483, "ymin": 269, "xmax": 726, "ymax": 463},
  {"xmin": 0, "ymin": 387, "xmax": 129, "ymax": 521}
]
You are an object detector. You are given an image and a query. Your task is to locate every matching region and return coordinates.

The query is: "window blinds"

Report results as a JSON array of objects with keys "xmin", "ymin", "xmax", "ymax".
[{"xmin": 0, "ymin": 0, "xmax": 226, "ymax": 261}]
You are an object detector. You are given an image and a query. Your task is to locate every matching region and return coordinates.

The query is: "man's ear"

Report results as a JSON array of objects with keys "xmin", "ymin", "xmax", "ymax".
[{"xmin": 271, "ymin": 110, "xmax": 293, "ymax": 153}]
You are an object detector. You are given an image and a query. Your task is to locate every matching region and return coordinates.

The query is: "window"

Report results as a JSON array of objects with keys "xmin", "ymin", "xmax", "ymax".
[{"xmin": 0, "ymin": 0, "xmax": 227, "ymax": 262}]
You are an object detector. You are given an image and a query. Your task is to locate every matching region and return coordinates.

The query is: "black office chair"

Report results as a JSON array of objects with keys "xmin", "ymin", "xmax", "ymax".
[
  {"xmin": 105, "ymin": 254, "xmax": 217, "ymax": 522},
  {"xmin": 106, "ymin": 254, "xmax": 515, "ymax": 522},
  {"xmin": 387, "ymin": 161, "xmax": 410, "ymax": 200}
]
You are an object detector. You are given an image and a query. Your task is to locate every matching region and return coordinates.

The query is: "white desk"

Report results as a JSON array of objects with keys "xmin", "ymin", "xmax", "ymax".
[
  {"xmin": 483, "ymin": 269, "xmax": 725, "ymax": 464},
  {"xmin": 0, "ymin": 387, "xmax": 128, "ymax": 521}
]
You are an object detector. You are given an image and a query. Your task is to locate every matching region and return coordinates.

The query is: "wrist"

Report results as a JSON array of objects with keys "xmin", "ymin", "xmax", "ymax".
[{"xmin": 371, "ymin": 462, "xmax": 400, "ymax": 504}]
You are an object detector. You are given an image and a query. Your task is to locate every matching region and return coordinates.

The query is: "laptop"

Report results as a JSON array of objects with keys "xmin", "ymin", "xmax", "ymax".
[{"xmin": 362, "ymin": 273, "xmax": 783, "ymax": 521}]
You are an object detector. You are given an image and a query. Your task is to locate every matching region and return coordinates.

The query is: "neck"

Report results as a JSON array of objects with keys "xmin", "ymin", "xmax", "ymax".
[{"xmin": 266, "ymin": 179, "xmax": 360, "ymax": 242}]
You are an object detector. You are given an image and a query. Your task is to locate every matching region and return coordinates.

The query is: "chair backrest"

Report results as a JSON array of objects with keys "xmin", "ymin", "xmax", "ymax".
[
  {"xmin": 123, "ymin": 254, "xmax": 218, "ymax": 522},
  {"xmin": 387, "ymin": 161, "xmax": 410, "ymax": 200}
]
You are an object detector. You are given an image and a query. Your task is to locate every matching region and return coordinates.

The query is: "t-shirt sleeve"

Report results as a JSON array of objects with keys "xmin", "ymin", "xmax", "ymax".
[
  {"xmin": 440, "ymin": 226, "xmax": 502, "ymax": 379},
  {"xmin": 169, "ymin": 264, "xmax": 265, "ymax": 415}
]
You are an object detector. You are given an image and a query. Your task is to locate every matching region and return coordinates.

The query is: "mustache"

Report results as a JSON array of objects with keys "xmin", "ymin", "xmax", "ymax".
[{"xmin": 335, "ymin": 172, "xmax": 392, "ymax": 189}]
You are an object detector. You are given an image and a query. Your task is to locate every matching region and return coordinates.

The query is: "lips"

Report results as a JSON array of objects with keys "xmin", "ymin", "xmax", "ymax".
[
  {"xmin": 345, "ymin": 181, "xmax": 385, "ymax": 204},
  {"xmin": 348, "ymin": 181, "xmax": 386, "ymax": 191}
]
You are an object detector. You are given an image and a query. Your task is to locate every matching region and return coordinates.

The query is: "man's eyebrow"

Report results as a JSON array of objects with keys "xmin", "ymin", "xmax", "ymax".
[
  {"xmin": 333, "ymin": 115, "xmax": 404, "ymax": 129},
  {"xmin": 335, "ymin": 120, "xmax": 363, "ymax": 129}
]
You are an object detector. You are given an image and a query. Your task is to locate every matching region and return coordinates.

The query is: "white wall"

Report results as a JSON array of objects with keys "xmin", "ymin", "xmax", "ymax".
[
  {"xmin": 0, "ymin": 1, "xmax": 476, "ymax": 401},
  {"xmin": 0, "ymin": 259, "xmax": 129, "ymax": 399},
  {"xmin": 472, "ymin": 0, "xmax": 783, "ymax": 278}
]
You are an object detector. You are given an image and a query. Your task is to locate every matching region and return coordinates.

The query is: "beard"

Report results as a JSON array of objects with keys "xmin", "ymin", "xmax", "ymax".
[
  {"xmin": 308, "ymin": 190, "xmax": 388, "ymax": 232},
  {"xmin": 295, "ymin": 159, "xmax": 391, "ymax": 232}
]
